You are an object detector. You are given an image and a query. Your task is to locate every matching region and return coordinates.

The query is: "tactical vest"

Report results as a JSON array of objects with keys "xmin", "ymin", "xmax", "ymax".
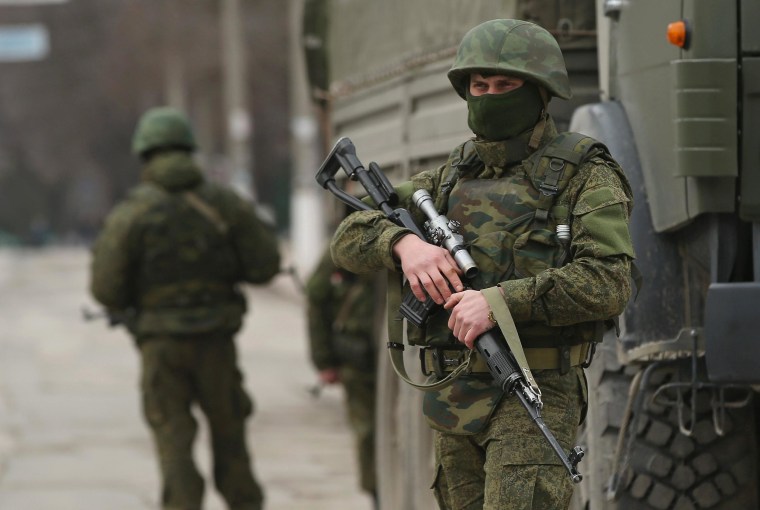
[
  {"xmin": 132, "ymin": 184, "xmax": 247, "ymax": 337},
  {"xmin": 408, "ymin": 132, "xmax": 620, "ymax": 350}
]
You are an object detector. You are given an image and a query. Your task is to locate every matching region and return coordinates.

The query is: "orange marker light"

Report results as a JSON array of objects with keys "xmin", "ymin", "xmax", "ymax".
[{"xmin": 667, "ymin": 20, "xmax": 690, "ymax": 49}]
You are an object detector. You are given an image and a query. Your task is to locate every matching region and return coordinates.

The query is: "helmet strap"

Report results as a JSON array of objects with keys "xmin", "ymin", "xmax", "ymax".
[
  {"xmin": 538, "ymin": 87, "xmax": 550, "ymax": 108},
  {"xmin": 528, "ymin": 111, "xmax": 547, "ymax": 150},
  {"xmin": 527, "ymin": 87, "xmax": 551, "ymax": 150}
]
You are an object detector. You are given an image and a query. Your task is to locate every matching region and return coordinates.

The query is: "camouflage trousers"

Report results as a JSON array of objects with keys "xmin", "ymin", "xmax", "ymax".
[
  {"xmin": 432, "ymin": 368, "xmax": 586, "ymax": 510},
  {"xmin": 139, "ymin": 336, "xmax": 264, "ymax": 510},
  {"xmin": 341, "ymin": 367, "xmax": 377, "ymax": 496}
]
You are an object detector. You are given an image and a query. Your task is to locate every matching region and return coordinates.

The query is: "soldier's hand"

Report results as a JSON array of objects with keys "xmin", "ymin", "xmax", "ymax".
[
  {"xmin": 392, "ymin": 234, "xmax": 464, "ymax": 304},
  {"xmin": 318, "ymin": 368, "xmax": 341, "ymax": 384},
  {"xmin": 444, "ymin": 290, "xmax": 495, "ymax": 349}
]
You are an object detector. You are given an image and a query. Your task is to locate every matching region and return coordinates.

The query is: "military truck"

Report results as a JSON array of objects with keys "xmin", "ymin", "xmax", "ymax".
[
  {"xmin": 569, "ymin": 1, "xmax": 760, "ymax": 509},
  {"xmin": 302, "ymin": 1, "xmax": 759, "ymax": 508}
]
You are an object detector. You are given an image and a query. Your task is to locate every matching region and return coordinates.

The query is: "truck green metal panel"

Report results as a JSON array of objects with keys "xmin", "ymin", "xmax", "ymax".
[{"xmin": 740, "ymin": 0, "xmax": 760, "ymax": 222}]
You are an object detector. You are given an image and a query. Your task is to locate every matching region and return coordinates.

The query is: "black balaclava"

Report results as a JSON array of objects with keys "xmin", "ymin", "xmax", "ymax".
[{"xmin": 466, "ymin": 81, "xmax": 544, "ymax": 141}]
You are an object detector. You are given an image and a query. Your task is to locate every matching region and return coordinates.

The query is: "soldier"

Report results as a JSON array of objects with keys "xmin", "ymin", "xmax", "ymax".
[
  {"xmin": 305, "ymin": 246, "xmax": 379, "ymax": 508},
  {"xmin": 330, "ymin": 19, "xmax": 635, "ymax": 510},
  {"xmin": 90, "ymin": 107, "xmax": 280, "ymax": 510}
]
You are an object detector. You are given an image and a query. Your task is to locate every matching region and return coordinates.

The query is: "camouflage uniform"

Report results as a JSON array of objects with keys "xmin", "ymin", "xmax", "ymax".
[
  {"xmin": 90, "ymin": 107, "xmax": 280, "ymax": 510},
  {"xmin": 305, "ymin": 248, "xmax": 379, "ymax": 499},
  {"xmin": 330, "ymin": 20, "xmax": 635, "ymax": 510}
]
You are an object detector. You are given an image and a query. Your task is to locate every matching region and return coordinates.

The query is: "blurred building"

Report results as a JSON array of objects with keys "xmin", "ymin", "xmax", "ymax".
[{"xmin": 0, "ymin": 0, "xmax": 291, "ymax": 244}]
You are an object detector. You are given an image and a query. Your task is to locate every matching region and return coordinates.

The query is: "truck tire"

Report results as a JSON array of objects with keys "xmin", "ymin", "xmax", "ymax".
[
  {"xmin": 578, "ymin": 337, "xmax": 759, "ymax": 510},
  {"xmin": 375, "ymin": 344, "xmax": 437, "ymax": 510}
]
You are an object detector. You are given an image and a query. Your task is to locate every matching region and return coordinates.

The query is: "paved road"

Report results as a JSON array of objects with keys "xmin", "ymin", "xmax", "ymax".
[{"xmin": 0, "ymin": 247, "xmax": 373, "ymax": 510}]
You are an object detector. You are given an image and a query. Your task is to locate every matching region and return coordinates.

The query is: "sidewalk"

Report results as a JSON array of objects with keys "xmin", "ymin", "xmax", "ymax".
[{"xmin": 0, "ymin": 247, "xmax": 373, "ymax": 510}]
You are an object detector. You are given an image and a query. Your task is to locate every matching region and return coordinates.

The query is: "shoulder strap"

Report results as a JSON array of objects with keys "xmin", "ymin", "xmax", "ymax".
[
  {"xmin": 333, "ymin": 280, "xmax": 363, "ymax": 331},
  {"xmin": 531, "ymin": 134, "xmax": 644, "ymax": 340},
  {"xmin": 143, "ymin": 183, "xmax": 230, "ymax": 236},
  {"xmin": 530, "ymin": 132, "xmax": 610, "ymax": 226},
  {"xmin": 181, "ymin": 191, "xmax": 229, "ymax": 235},
  {"xmin": 435, "ymin": 140, "xmax": 481, "ymax": 213}
]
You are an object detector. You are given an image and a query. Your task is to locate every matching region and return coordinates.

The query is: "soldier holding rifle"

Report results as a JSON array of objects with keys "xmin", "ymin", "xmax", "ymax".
[{"xmin": 330, "ymin": 19, "xmax": 635, "ymax": 510}]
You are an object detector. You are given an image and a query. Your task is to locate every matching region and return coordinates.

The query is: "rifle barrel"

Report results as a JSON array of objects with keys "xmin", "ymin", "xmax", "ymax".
[{"xmin": 514, "ymin": 381, "xmax": 584, "ymax": 483}]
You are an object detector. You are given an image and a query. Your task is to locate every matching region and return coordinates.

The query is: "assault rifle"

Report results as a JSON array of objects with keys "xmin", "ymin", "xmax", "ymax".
[{"xmin": 316, "ymin": 137, "xmax": 584, "ymax": 483}]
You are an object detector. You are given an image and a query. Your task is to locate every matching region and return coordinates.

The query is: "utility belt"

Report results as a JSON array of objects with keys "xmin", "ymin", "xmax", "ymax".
[
  {"xmin": 140, "ymin": 281, "xmax": 240, "ymax": 309},
  {"xmin": 421, "ymin": 342, "xmax": 593, "ymax": 378}
]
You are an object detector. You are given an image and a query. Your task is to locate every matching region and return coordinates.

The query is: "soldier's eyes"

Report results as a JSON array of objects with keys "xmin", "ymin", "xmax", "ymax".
[{"xmin": 496, "ymin": 81, "xmax": 518, "ymax": 89}]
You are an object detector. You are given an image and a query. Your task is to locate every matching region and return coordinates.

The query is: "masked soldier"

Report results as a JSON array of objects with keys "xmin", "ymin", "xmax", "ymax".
[
  {"xmin": 90, "ymin": 107, "xmax": 280, "ymax": 510},
  {"xmin": 305, "ymin": 247, "xmax": 380, "ymax": 508},
  {"xmin": 330, "ymin": 19, "xmax": 635, "ymax": 510}
]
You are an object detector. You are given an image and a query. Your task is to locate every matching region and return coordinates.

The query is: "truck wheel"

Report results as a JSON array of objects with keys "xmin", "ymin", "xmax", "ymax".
[
  {"xmin": 579, "ymin": 337, "xmax": 759, "ymax": 510},
  {"xmin": 375, "ymin": 345, "xmax": 437, "ymax": 510}
]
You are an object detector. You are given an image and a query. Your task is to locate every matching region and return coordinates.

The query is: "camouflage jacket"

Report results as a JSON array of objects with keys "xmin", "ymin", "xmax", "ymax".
[
  {"xmin": 90, "ymin": 151, "xmax": 280, "ymax": 339},
  {"xmin": 305, "ymin": 248, "xmax": 380, "ymax": 371},
  {"xmin": 331, "ymin": 118, "xmax": 634, "ymax": 341},
  {"xmin": 330, "ymin": 118, "xmax": 634, "ymax": 434}
]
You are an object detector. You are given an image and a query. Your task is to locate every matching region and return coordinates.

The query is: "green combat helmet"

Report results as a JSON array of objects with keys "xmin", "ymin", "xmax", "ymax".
[
  {"xmin": 131, "ymin": 107, "xmax": 197, "ymax": 156},
  {"xmin": 447, "ymin": 19, "xmax": 571, "ymax": 100}
]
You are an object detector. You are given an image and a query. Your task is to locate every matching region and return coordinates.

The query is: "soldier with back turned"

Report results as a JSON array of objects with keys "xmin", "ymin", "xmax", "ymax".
[{"xmin": 90, "ymin": 107, "xmax": 280, "ymax": 510}]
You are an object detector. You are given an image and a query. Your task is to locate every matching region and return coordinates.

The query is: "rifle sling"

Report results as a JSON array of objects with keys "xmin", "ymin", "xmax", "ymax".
[
  {"xmin": 385, "ymin": 271, "xmax": 475, "ymax": 392},
  {"xmin": 481, "ymin": 286, "xmax": 541, "ymax": 396},
  {"xmin": 388, "ymin": 343, "xmax": 476, "ymax": 392}
]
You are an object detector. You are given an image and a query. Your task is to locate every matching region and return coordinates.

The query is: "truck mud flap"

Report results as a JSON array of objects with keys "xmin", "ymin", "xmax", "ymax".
[{"xmin": 704, "ymin": 282, "xmax": 760, "ymax": 384}]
